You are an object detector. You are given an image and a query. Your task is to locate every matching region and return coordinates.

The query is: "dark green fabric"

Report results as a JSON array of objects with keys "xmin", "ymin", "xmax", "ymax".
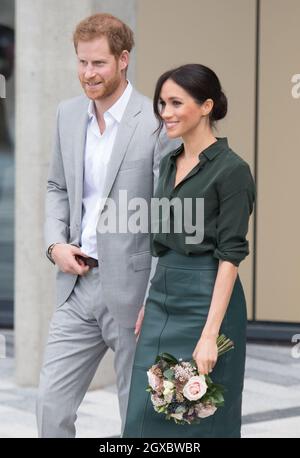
[
  {"xmin": 151, "ymin": 137, "xmax": 256, "ymax": 266},
  {"xmin": 123, "ymin": 251, "xmax": 247, "ymax": 438}
]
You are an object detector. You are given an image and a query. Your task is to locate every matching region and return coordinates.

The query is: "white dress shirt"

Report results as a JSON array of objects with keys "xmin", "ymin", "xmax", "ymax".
[{"xmin": 80, "ymin": 81, "xmax": 133, "ymax": 259}]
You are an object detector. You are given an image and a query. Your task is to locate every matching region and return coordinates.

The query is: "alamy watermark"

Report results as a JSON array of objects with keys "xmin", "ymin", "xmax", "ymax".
[
  {"xmin": 291, "ymin": 74, "xmax": 300, "ymax": 99},
  {"xmin": 291, "ymin": 334, "xmax": 300, "ymax": 359},
  {"xmin": 97, "ymin": 191, "xmax": 204, "ymax": 245},
  {"xmin": 0, "ymin": 74, "xmax": 6, "ymax": 99}
]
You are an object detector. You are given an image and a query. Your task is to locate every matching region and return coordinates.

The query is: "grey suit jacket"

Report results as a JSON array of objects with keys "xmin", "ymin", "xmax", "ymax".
[{"xmin": 45, "ymin": 88, "xmax": 180, "ymax": 327}]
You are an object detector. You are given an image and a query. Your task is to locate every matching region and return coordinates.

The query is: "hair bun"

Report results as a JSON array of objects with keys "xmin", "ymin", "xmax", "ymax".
[{"xmin": 212, "ymin": 91, "xmax": 227, "ymax": 121}]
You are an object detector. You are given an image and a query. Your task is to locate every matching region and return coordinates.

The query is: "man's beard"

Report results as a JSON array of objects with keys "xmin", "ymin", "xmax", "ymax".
[{"xmin": 82, "ymin": 73, "xmax": 122, "ymax": 101}]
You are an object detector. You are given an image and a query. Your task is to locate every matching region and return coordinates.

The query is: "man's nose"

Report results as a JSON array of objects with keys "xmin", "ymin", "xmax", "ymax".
[{"xmin": 84, "ymin": 65, "xmax": 96, "ymax": 79}]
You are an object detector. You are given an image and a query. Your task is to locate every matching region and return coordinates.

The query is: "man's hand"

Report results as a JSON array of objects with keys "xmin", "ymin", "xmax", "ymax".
[
  {"xmin": 134, "ymin": 305, "xmax": 145, "ymax": 341},
  {"xmin": 51, "ymin": 244, "xmax": 90, "ymax": 276}
]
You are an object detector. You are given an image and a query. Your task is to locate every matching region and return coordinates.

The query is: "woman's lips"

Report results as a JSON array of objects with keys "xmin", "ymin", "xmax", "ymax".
[{"xmin": 165, "ymin": 121, "xmax": 179, "ymax": 129}]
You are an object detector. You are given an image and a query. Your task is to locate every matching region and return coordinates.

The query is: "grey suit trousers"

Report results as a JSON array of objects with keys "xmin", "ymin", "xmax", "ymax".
[{"xmin": 36, "ymin": 267, "xmax": 137, "ymax": 438}]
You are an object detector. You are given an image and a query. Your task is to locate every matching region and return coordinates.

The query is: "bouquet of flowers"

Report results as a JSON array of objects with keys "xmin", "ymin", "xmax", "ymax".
[{"xmin": 146, "ymin": 334, "xmax": 234, "ymax": 425}]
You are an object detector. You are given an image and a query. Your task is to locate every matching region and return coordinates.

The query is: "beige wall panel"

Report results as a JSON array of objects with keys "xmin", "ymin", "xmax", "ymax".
[
  {"xmin": 136, "ymin": 0, "xmax": 256, "ymax": 318},
  {"xmin": 256, "ymin": 0, "xmax": 300, "ymax": 322}
]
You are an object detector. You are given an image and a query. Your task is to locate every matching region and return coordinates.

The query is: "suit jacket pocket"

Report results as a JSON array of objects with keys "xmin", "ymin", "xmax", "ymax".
[{"xmin": 131, "ymin": 251, "xmax": 151, "ymax": 271}]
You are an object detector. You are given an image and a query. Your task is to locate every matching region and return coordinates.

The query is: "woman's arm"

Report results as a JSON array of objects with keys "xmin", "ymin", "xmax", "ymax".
[
  {"xmin": 193, "ymin": 161, "xmax": 255, "ymax": 375},
  {"xmin": 193, "ymin": 260, "xmax": 238, "ymax": 375}
]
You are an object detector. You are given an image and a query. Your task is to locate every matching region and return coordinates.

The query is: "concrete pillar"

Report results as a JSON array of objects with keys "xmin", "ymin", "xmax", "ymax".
[{"xmin": 15, "ymin": 0, "xmax": 136, "ymax": 387}]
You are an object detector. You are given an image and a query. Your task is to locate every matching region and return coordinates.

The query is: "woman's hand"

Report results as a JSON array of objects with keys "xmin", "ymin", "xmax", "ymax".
[
  {"xmin": 134, "ymin": 305, "xmax": 145, "ymax": 341},
  {"xmin": 192, "ymin": 334, "xmax": 218, "ymax": 375}
]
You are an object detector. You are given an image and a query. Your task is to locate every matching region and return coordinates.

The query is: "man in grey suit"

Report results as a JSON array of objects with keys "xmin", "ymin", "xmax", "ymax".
[{"xmin": 36, "ymin": 13, "xmax": 177, "ymax": 437}]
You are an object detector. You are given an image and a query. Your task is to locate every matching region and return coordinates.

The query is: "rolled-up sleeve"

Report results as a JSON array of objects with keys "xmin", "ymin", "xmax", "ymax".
[{"xmin": 213, "ymin": 163, "xmax": 256, "ymax": 266}]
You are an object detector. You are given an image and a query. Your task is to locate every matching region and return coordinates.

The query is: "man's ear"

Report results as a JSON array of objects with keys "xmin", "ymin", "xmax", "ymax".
[{"xmin": 119, "ymin": 50, "xmax": 129, "ymax": 72}]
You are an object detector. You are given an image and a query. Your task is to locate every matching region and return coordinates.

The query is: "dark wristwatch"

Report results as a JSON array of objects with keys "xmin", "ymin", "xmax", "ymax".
[{"xmin": 47, "ymin": 243, "xmax": 61, "ymax": 264}]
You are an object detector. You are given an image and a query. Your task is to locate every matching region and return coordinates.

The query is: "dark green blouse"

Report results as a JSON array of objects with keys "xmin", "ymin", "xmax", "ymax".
[{"xmin": 151, "ymin": 137, "xmax": 256, "ymax": 266}]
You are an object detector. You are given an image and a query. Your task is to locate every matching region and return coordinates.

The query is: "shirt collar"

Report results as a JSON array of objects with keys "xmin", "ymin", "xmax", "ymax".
[
  {"xmin": 87, "ymin": 99, "xmax": 96, "ymax": 119},
  {"xmin": 170, "ymin": 137, "xmax": 228, "ymax": 161},
  {"xmin": 202, "ymin": 137, "xmax": 228, "ymax": 160},
  {"xmin": 87, "ymin": 80, "xmax": 133, "ymax": 123}
]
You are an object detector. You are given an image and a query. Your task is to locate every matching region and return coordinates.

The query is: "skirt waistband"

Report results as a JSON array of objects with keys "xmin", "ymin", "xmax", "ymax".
[{"xmin": 157, "ymin": 250, "xmax": 218, "ymax": 270}]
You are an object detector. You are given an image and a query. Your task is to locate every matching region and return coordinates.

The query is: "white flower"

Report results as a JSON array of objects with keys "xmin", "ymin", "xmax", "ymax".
[
  {"xmin": 170, "ymin": 412, "xmax": 183, "ymax": 421},
  {"xmin": 163, "ymin": 380, "xmax": 174, "ymax": 394},
  {"xmin": 163, "ymin": 380, "xmax": 175, "ymax": 403},
  {"xmin": 164, "ymin": 391, "xmax": 173, "ymax": 403}
]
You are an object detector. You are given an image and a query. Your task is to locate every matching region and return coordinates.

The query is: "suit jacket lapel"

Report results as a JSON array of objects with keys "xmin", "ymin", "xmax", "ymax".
[
  {"xmin": 98, "ymin": 89, "xmax": 143, "ymax": 215},
  {"xmin": 73, "ymin": 103, "xmax": 89, "ymax": 226}
]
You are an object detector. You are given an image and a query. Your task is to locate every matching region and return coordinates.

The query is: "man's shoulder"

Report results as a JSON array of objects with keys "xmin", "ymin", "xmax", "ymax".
[
  {"xmin": 129, "ymin": 88, "xmax": 154, "ymax": 114},
  {"xmin": 136, "ymin": 90, "xmax": 152, "ymax": 109},
  {"xmin": 129, "ymin": 86, "xmax": 151, "ymax": 102},
  {"xmin": 57, "ymin": 95, "xmax": 89, "ymax": 116}
]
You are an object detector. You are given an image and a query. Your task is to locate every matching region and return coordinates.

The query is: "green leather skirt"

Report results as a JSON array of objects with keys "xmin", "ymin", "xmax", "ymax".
[{"xmin": 123, "ymin": 250, "xmax": 247, "ymax": 438}]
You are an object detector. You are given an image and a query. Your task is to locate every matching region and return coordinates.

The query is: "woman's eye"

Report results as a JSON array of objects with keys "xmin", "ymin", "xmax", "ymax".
[{"xmin": 173, "ymin": 101, "xmax": 182, "ymax": 106}]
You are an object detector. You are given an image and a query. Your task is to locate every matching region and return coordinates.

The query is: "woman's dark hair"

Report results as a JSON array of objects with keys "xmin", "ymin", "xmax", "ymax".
[{"xmin": 153, "ymin": 63, "xmax": 227, "ymax": 133}]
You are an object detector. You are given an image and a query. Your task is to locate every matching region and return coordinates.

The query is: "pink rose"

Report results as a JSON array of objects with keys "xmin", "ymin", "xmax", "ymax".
[
  {"xmin": 195, "ymin": 403, "xmax": 217, "ymax": 418},
  {"xmin": 147, "ymin": 370, "xmax": 162, "ymax": 392},
  {"xmin": 183, "ymin": 375, "xmax": 207, "ymax": 401}
]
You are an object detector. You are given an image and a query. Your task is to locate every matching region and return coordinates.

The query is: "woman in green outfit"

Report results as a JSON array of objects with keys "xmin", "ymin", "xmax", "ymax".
[{"xmin": 123, "ymin": 64, "xmax": 255, "ymax": 438}]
